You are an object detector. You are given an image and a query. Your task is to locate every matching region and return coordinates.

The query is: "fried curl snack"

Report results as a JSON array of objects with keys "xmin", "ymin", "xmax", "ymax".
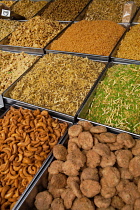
[{"xmin": 0, "ymin": 106, "xmax": 67, "ymax": 210}]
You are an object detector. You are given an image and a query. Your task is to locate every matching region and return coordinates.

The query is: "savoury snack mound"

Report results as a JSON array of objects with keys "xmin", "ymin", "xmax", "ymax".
[
  {"xmin": 49, "ymin": 20, "xmax": 125, "ymax": 56},
  {"xmin": 34, "ymin": 122, "xmax": 140, "ymax": 210},
  {"xmin": 0, "ymin": 51, "xmax": 38, "ymax": 94},
  {"xmin": 116, "ymin": 24, "xmax": 140, "ymax": 60},
  {"xmin": 9, "ymin": 16, "xmax": 65, "ymax": 48},
  {"xmin": 0, "ymin": 106, "xmax": 68, "ymax": 210},
  {"xmin": 0, "ymin": 19, "xmax": 21, "ymax": 41},
  {"xmin": 41, "ymin": 0, "xmax": 89, "ymax": 21},
  {"xmin": 12, "ymin": 0, "xmax": 47, "ymax": 19},
  {"xmin": 84, "ymin": 0, "xmax": 126, "ymax": 22},
  {"xmin": 86, "ymin": 64, "xmax": 140, "ymax": 134},
  {"xmin": 8, "ymin": 53, "xmax": 105, "ymax": 116},
  {"xmin": 1, "ymin": 1, "xmax": 14, "ymax": 7}
]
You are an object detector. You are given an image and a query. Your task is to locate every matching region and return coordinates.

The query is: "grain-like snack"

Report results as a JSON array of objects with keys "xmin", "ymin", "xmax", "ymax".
[
  {"xmin": 1, "ymin": 1, "xmax": 14, "ymax": 7},
  {"xmin": 34, "ymin": 121, "xmax": 140, "ymax": 209},
  {"xmin": 8, "ymin": 16, "xmax": 65, "ymax": 48},
  {"xmin": 41, "ymin": 0, "xmax": 89, "ymax": 21},
  {"xmin": 0, "ymin": 19, "xmax": 21, "ymax": 41},
  {"xmin": 116, "ymin": 24, "xmax": 140, "ymax": 60},
  {"xmin": 84, "ymin": 0, "xmax": 139, "ymax": 22},
  {"xmin": 0, "ymin": 51, "xmax": 38, "ymax": 94},
  {"xmin": 12, "ymin": 0, "xmax": 47, "ymax": 19},
  {"xmin": 0, "ymin": 106, "xmax": 68, "ymax": 209},
  {"xmin": 8, "ymin": 53, "xmax": 105, "ymax": 116},
  {"xmin": 49, "ymin": 20, "xmax": 125, "ymax": 56},
  {"xmin": 86, "ymin": 64, "xmax": 140, "ymax": 134}
]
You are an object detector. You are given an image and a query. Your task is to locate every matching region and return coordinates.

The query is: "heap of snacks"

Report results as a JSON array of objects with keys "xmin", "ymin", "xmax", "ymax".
[
  {"xmin": 1, "ymin": 1, "xmax": 14, "ymax": 7},
  {"xmin": 8, "ymin": 53, "xmax": 105, "ymax": 116},
  {"xmin": 0, "ymin": 51, "xmax": 38, "ymax": 94},
  {"xmin": 0, "ymin": 19, "xmax": 21, "ymax": 41},
  {"xmin": 84, "ymin": 0, "xmax": 126, "ymax": 22},
  {"xmin": 86, "ymin": 64, "xmax": 140, "ymax": 134},
  {"xmin": 34, "ymin": 122, "xmax": 140, "ymax": 209},
  {"xmin": 49, "ymin": 20, "xmax": 125, "ymax": 56},
  {"xmin": 12, "ymin": 0, "xmax": 47, "ymax": 19},
  {"xmin": 41, "ymin": 0, "xmax": 89, "ymax": 21},
  {"xmin": 0, "ymin": 106, "xmax": 68, "ymax": 210},
  {"xmin": 116, "ymin": 24, "xmax": 140, "ymax": 60},
  {"xmin": 8, "ymin": 16, "xmax": 65, "ymax": 48}
]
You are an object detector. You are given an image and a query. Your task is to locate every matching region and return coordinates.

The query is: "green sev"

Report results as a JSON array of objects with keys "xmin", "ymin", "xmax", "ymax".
[{"xmin": 86, "ymin": 64, "xmax": 140, "ymax": 134}]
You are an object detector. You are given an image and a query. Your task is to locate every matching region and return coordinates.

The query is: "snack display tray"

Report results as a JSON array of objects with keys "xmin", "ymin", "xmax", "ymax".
[
  {"xmin": 14, "ymin": 119, "xmax": 140, "ymax": 210},
  {"xmin": 77, "ymin": 62, "xmax": 140, "ymax": 137},
  {"xmin": 45, "ymin": 23, "xmax": 128, "ymax": 62},
  {"xmin": 0, "ymin": 102, "xmax": 72, "ymax": 210},
  {"xmin": 110, "ymin": 23, "xmax": 140, "ymax": 65},
  {"xmin": 0, "ymin": 21, "xmax": 72, "ymax": 55},
  {"xmin": 2, "ymin": 52, "xmax": 108, "ymax": 123}
]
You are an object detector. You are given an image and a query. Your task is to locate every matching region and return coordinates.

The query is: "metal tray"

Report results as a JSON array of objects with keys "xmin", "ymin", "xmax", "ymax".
[
  {"xmin": 0, "ymin": 20, "xmax": 70, "ymax": 55},
  {"xmin": 0, "ymin": 102, "xmax": 72, "ymax": 210},
  {"xmin": 15, "ymin": 119, "xmax": 140, "ymax": 210},
  {"xmin": 2, "ymin": 52, "xmax": 107, "ymax": 122},
  {"xmin": 110, "ymin": 23, "xmax": 140, "ymax": 64},
  {"xmin": 45, "ymin": 23, "xmax": 128, "ymax": 62},
  {"xmin": 77, "ymin": 62, "xmax": 140, "ymax": 137}
]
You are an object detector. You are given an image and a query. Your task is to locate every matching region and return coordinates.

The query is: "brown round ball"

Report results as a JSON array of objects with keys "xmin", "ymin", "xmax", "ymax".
[
  {"xmin": 80, "ymin": 180, "xmax": 101, "ymax": 198},
  {"xmin": 34, "ymin": 191, "xmax": 53, "ymax": 210},
  {"xmin": 53, "ymin": 144, "xmax": 67, "ymax": 161}
]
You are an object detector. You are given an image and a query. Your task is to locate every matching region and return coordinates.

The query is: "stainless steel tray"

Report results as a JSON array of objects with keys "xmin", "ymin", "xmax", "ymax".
[
  {"xmin": 2, "ymin": 52, "xmax": 107, "ymax": 122},
  {"xmin": 45, "ymin": 23, "xmax": 128, "ymax": 62},
  {"xmin": 0, "ymin": 102, "xmax": 72, "ymax": 210},
  {"xmin": 15, "ymin": 119, "xmax": 140, "ymax": 210},
  {"xmin": 77, "ymin": 62, "xmax": 140, "ymax": 137},
  {"xmin": 110, "ymin": 23, "xmax": 140, "ymax": 64},
  {"xmin": 0, "ymin": 20, "xmax": 70, "ymax": 55}
]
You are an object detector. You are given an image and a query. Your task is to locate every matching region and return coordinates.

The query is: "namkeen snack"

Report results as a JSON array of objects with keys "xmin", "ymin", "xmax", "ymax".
[
  {"xmin": 12, "ymin": 0, "xmax": 47, "ymax": 19},
  {"xmin": 8, "ymin": 53, "xmax": 105, "ymax": 116},
  {"xmin": 0, "ymin": 19, "xmax": 21, "ymax": 41},
  {"xmin": 49, "ymin": 20, "xmax": 125, "ymax": 56},
  {"xmin": 84, "ymin": 0, "xmax": 126, "ymax": 22},
  {"xmin": 116, "ymin": 24, "xmax": 140, "ymax": 60},
  {"xmin": 34, "ymin": 121, "xmax": 140, "ymax": 209},
  {"xmin": 0, "ymin": 106, "xmax": 68, "ymax": 210},
  {"xmin": 0, "ymin": 51, "xmax": 38, "ymax": 94},
  {"xmin": 86, "ymin": 64, "xmax": 140, "ymax": 134},
  {"xmin": 8, "ymin": 16, "xmax": 65, "ymax": 48},
  {"xmin": 1, "ymin": 1, "xmax": 14, "ymax": 7},
  {"xmin": 41, "ymin": 0, "xmax": 89, "ymax": 21}
]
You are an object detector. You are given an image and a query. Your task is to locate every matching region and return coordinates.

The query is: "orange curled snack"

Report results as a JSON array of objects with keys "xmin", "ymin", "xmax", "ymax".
[{"xmin": 0, "ymin": 106, "xmax": 68, "ymax": 209}]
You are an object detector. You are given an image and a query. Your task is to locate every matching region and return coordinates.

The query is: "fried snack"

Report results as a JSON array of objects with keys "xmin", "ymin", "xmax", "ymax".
[
  {"xmin": 51, "ymin": 198, "xmax": 65, "ymax": 210},
  {"xmin": 116, "ymin": 150, "xmax": 133, "ymax": 168},
  {"xmin": 78, "ymin": 131, "xmax": 94, "ymax": 150},
  {"xmin": 9, "ymin": 16, "xmax": 65, "ymax": 48},
  {"xmin": 68, "ymin": 124, "xmax": 83, "ymax": 137},
  {"xmin": 34, "ymin": 191, "xmax": 53, "ymax": 210},
  {"xmin": 80, "ymin": 180, "xmax": 101, "ymax": 198},
  {"xmin": 61, "ymin": 188, "xmax": 75, "ymax": 209},
  {"xmin": 90, "ymin": 125, "xmax": 107, "ymax": 134},
  {"xmin": 0, "ymin": 106, "xmax": 67, "ymax": 209},
  {"xmin": 86, "ymin": 149, "xmax": 100, "ymax": 168},
  {"xmin": 72, "ymin": 197, "xmax": 95, "ymax": 210},
  {"xmin": 52, "ymin": 145, "xmax": 67, "ymax": 161},
  {"xmin": 33, "ymin": 122, "xmax": 140, "ymax": 209},
  {"xmin": 48, "ymin": 160, "xmax": 63, "ymax": 175},
  {"xmin": 100, "ymin": 152, "xmax": 116, "ymax": 168},
  {"xmin": 50, "ymin": 173, "xmax": 67, "ymax": 189},
  {"xmin": 80, "ymin": 168, "xmax": 99, "ymax": 181},
  {"xmin": 129, "ymin": 156, "xmax": 140, "ymax": 177},
  {"xmin": 94, "ymin": 195, "xmax": 111, "ymax": 208},
  {"xmin": 78, "ymin": 121, "xmax": 93, "ymax": 131}
]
